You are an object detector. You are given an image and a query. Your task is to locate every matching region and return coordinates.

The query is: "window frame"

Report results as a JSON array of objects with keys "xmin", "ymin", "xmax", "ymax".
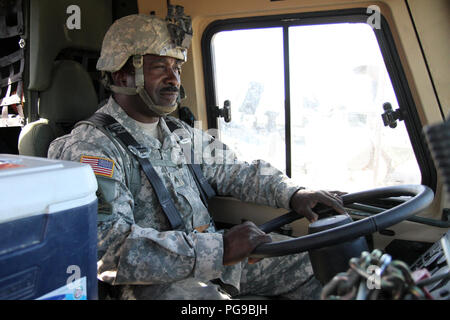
[{"xmin": 201, "ymin": 8, "xmax": 437, "ymax": 190}]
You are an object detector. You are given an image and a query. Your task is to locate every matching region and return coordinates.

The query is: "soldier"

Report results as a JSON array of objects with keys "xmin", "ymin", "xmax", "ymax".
[{"xmin": 48, "ymin": 13, "xmax": 345, "ymax": 300}]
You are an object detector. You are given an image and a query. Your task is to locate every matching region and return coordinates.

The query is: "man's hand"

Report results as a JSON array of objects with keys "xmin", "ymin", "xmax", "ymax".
[
  {"xmin": 222, "ymin": 221, "xmax": 272, "ymax": 266},
  {"xmin": 290, "ymin": 189, "xmax": 346, "ymax": 223}
]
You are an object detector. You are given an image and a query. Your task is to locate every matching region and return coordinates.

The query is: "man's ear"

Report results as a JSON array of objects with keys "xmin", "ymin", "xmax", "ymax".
[{"xmin": 111, "ymin": 70, "xmax": 129, "ymax": 87}]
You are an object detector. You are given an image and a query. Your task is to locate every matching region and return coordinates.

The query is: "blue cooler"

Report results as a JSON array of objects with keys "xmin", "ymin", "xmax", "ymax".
[{"xmin": 0, "ymin": 154, "xmax": 98, "ymax": 300}]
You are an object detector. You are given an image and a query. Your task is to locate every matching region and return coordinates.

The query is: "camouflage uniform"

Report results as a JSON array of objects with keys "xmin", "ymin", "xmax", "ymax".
[{"xmin": 48, "ymin": 97, "xmax": 321, "ymax": 299}]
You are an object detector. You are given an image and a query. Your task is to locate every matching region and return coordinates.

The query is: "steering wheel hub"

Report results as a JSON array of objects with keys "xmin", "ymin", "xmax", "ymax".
[{"xmin": 308, "ymin": 214, "xmax": 369, "ymax": 285}]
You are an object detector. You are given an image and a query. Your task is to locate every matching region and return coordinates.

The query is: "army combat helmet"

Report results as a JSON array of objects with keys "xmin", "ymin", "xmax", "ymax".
[{"xmin": 97, "ymin": 5, "xmax": 192, "ymax": 116}]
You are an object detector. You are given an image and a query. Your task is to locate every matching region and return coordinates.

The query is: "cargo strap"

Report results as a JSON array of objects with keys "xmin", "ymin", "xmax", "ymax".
[{"xmin": 87, "ymin": 112, "xmax": 184, "ymax": 230}]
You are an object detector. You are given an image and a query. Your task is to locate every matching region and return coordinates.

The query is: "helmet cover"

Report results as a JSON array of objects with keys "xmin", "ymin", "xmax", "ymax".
[{"xmin": 97, "ymin": 14, "xmax": 190, "ymax": 72}]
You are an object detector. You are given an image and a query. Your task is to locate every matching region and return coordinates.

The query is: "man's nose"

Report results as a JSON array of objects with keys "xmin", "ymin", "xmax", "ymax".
[{"xmin": 164, "ymin": 66, "xmax": 180, "ymax": 87}]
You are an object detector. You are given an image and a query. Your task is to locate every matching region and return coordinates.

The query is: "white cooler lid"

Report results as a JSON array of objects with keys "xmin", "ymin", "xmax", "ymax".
[{"xmin": 0, "ymin": 154, "xmax": 98, "ymax": 224}]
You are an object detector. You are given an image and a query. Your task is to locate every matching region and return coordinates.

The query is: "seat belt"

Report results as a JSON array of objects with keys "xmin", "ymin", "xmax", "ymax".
[
  {"xmin": 87, "ymin": 112, "xmax": 184, "ymax": 230},
  {"xmin": 165, "ymin": 119, "xmax": 216, "ymax": 208}
]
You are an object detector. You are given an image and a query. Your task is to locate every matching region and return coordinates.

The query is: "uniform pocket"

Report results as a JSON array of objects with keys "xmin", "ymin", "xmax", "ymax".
[
  {"xmin": 175, "ymin": 186, "xmax": 211, "ymax": 232},
  {"xmin": 96, "ymin": 176, "xmax": 118, "ymax": 216}
]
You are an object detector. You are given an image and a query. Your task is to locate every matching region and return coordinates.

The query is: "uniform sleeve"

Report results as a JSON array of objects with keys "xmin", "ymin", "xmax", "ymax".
[
  {"xmin": 190, "ymin": 127, "xmax": 302, "ymax": 210},
  {"xmin": 48, "ymin": 131, "xmax": 225, "ymax": 286}
]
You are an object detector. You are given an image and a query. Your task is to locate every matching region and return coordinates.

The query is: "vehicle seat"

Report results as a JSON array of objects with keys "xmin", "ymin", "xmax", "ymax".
[{"xmin": 18, "ymin": 60, "xmax": 98, "ymax": 157}]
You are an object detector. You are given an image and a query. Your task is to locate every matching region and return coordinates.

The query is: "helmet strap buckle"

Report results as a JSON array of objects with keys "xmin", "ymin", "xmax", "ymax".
[{"xmin": 133, "ymin": 55, "xmax": 145, "ymax": 88}]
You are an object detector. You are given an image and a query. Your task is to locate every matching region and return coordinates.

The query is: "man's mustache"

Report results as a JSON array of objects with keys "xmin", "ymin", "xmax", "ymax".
[{"xmin": 160, "ymin": 86, "xmax": 179, "ymax": 94}]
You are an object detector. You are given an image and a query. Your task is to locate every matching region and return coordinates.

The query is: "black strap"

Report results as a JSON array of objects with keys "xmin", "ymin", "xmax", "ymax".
[
  {"xmin": 165, "ymin": 119, "xmax": 216, "ymax": 207},
  {"xmin": 87, "ymin": 113, "xmax": 184, "ymax": 230}
]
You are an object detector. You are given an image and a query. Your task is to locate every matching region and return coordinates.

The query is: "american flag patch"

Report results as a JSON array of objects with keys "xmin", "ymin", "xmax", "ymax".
[{"xmin": 80, "ymin": 155, "xmax": 115, "ymax": 178}]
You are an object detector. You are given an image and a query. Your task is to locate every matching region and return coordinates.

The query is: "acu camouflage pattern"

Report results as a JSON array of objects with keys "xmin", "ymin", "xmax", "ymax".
[
  {"xmin": 48, "ymin": 97, "xmax": 321, "ymax": 299},
  {"xmin": 96, "ymin": 14, "xmax": 189, "ymax": 73}
]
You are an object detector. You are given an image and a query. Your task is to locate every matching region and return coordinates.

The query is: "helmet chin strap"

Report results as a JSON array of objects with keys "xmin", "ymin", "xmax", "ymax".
[
  {"xmin": 106, "ymin": 55, "xmax": 178, "ymax": 117},
  {"xmin": 136, "ymin": 86, "xmax": 178, "ymax": 117}
]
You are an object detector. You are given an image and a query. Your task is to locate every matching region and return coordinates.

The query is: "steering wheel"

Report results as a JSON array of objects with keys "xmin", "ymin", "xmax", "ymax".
[{"xmin": 251, "ymin": 185, "xmax": 434, "ymax": 259}]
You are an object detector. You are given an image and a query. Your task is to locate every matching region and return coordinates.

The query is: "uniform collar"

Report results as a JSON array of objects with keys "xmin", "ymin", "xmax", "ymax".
[{"xmin": 100, "ymin": 97, "xmax": 180, "ymax": 151}]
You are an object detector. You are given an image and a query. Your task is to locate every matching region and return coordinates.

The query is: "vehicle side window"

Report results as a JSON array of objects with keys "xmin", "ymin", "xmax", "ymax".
[
  {"xmin": 213, "ymin": 27, "xmax": 286, "ymax": 173},
  {"xmin": 207, "ymin": 18, "xmax": 422, "ymax": 192}
]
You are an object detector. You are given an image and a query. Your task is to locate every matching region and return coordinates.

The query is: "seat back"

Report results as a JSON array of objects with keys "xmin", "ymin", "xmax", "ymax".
[{"xmin": 18, "ymin": 60, "xmax": 98, "ymax": 157}]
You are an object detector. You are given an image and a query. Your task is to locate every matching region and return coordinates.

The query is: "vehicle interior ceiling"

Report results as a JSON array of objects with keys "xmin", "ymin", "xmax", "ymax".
[{"xmin": 0, "ymin": 0, "xmax": 448, "ymax": 265}]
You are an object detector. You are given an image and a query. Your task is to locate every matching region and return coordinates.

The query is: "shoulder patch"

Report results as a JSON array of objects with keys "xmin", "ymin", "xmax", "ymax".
[{"xmin": 80, "ymin": 155, "xmax": 115, "ymax": 178}]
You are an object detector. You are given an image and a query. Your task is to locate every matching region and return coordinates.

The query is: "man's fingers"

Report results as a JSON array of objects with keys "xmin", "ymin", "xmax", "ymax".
[
  {"xmin": 223, "ymin": 221, "xmax": 272, "ymax": 266},
  {"xmin": 328, "ymin": 190, "xmax": 348, "ymax": 197},
  {"xmin": 302, "ymin": 206, "xmax": 319, "ymax": 223},
  {"xmin": 290, "ymin": 189, "xmax": 347, "ymax": 223},
  {"xmin": 323, "ymin": 190, "xmax": 344, "ymax": 204},
  {"xmin": 251, "ymin": 233, "xmax": 272, "ymax": 247},
  {"xmin": 317, "ymin": 191, "xmax": 346, "ymax": 214},
  {"xmin": 244, "ymin": 221, "xmax": 272, "ymax": 244},
  {"xmin": 247, "ymin": 233, "xmax": 271, "ymax": 265}
]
